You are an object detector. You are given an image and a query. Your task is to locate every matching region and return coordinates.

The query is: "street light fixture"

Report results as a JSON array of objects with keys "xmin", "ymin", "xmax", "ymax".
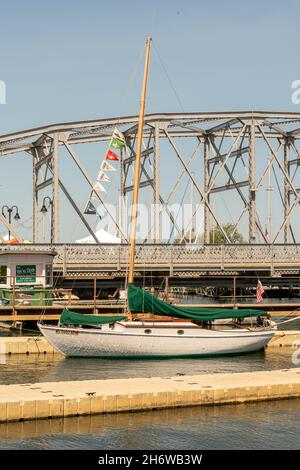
[
  {"xmin": 1, "ymin": 205, "xmax": 21, "ymax": 240},
  {"xmin": 40, "ymin": 197, "xmax": 53, "ymax": 242}
]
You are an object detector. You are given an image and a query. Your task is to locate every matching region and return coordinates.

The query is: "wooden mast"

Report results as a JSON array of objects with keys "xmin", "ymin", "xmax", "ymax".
[{"xmin": 128, "ymin": 37, "xmax": 152, "ymax": 284}]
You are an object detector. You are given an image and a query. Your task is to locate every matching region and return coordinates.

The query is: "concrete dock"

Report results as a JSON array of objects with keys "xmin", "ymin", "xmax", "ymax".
[
  {"xmin": 0, "ymin": 368, "xmax": 300, "ymax": 423},
  {"xmin": 1, "ymin": 330, "xmax": 299, "ymax": 355}
]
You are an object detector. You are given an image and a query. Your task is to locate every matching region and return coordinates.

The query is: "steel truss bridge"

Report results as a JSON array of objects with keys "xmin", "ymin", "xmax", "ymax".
[
  {"xmin": 1, "ymin": 244, "xmax": 300, "ymax": 278},
  {"xmin": 1, "ymin": 111, "xmax": 300, "ymax": 245}
]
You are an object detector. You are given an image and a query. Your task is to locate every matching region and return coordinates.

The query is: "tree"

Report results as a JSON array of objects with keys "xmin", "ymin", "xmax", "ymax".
[
  {"xmin": 209, "ymin": 223, "xmax": 244, "ymax": 244},
  {"xmin": 174, "ymin": 228, "xmax": 197, "ymax": 244}
]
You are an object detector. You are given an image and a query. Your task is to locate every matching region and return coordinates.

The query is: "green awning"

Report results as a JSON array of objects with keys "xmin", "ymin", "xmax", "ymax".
[
  {"xmin": 128, "ymin": 283, "xmax": 266, "ymax": 321},
  {"xmin": 59, "ymin": 308, "xmax": 127, "ymax": 326}
]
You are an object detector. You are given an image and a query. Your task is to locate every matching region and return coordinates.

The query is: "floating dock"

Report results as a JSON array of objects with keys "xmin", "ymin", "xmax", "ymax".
[
  {"xmin": 266, "ymin": 330, "xmax": 300, "ymax": 347},
  {"xmin": 0, "ymin": 368, "xmax": 300, "ymax": 423},
  {"xmin": 0, "ymin": 336, "xmax": 56, "ymax": 355}
]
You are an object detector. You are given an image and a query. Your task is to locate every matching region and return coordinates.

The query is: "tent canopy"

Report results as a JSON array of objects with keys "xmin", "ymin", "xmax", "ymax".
[{"xmin": 76, "ymin": 229, "xmax": 121, "ymax": 244}]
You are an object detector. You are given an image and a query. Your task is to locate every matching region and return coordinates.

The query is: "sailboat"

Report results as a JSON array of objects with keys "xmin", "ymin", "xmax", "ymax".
[{"xmin": 38, "ymin": 38, "xmax": 277, "ymax": 357}]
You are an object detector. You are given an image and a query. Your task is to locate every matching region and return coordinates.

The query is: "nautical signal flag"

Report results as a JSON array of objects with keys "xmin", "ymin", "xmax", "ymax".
[
  {"xmin": 97, "ymin": 171, "xmax": 110, "ymax": 182},
  {"xmin": 105, "ymin": 149, "xmax": 119, "ymax": 161},
  {"xmin": 100, "ymin": 160, "xmax": 116, "ymax": 172},
  {"xmin": 256, "ymin": 280, "xmax": 265, "ymax": 303},
  {"xmin": 111, "ymin": 137, "xmax": 125, "ymax": 149},
  {"xmin": 84, "ymin": 200, "xmax": 97, "ymax": 215},
  {"xmin": 83, "ymin": 128, "xmax": 124, "ymax": 220},
  {"xmin": 112, "ymin": 128, "xmax": 125, "ymax": 147},
  {"xmin": 93, "ymin": 181, "xmax": 106, "ymax": 192}
]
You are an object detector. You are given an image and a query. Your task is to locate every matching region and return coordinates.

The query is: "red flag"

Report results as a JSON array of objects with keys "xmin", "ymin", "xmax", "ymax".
[
  {"xmin": 105, "ymin": 149, "xmax": 119, "ymax": 161},
  {"xmin": 256, "ymin": 280, "xmax": 265, "ymax": 303}
]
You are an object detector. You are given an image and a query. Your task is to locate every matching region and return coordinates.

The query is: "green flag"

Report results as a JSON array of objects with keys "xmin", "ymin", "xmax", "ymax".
[{"xmin": 110, "ymin": 137, "xmax": 125, "ymax": 149}]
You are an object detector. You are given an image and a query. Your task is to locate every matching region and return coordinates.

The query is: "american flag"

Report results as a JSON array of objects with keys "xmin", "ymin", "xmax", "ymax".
[
  {"xmin": 256, "ymin": 280, "xmax": 265, "ymax": 303},
  {"xmin": 264, "ymin": 228, "xmax": 270, "ymax": 243}
]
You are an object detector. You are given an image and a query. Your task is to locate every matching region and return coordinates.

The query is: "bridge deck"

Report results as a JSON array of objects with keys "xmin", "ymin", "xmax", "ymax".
[{"xmin": 2, "ymin": 244, "xmax": 300, "ymax": 276}]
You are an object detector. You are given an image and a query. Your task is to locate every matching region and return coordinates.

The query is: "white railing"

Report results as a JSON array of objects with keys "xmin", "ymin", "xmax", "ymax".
[{"xmin": 1, "ymin": 244, "xmax": 300, "ymax": 272}]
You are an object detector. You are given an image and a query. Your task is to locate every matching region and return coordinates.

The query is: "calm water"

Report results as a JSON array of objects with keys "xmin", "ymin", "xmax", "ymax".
[
  {"xmin": 1, "ymin": 315, "xmax": 299, "ymax": 385},
  {"xmin": 0, "ymin": 319, "xmax": 299, "ymax": 450},
  {"xmin": 0, "ymin": 348, "xmax": 298, "ymax": 385},
  {"xmin": 0, "ymin": 399, "xmax": 299, "ymax": 450}
]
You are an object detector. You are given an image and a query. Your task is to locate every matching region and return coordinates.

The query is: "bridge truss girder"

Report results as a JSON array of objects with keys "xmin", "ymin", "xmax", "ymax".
[{"xmin": 1, "ymin": 111, "xmax": 300, "ymax": 244}]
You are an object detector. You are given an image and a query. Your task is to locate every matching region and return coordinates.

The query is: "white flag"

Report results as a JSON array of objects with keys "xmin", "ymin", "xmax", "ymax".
[
  {"xmin": 113, "ymin": 128, "xmax": 125, "ymax": 144},
  {"xmin": 100, "ymin": 160, "xmax": 116, "ymax": 172},
  {"xmin": 93, "ymin": 181, "xmax": 106, "ymax": 193},
  {"xmin": 97, "ymin": 171, "xmax": 110, "ymax": 182}
]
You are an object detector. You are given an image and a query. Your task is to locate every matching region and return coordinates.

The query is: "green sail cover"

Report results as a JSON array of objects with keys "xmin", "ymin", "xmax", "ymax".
[
  {"xmin": 128, "ymin": 284, "xmax": 266, "ymax": 321},
  {"xmin": 59, "ymin": 308, "xmax": 127, "ymax": 326}
]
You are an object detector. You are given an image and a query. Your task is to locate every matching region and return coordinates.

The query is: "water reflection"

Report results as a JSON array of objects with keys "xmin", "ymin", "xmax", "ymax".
[
  {"xmin": 0, "ymin": 348, "xmax": 297, "ymax": 386},
  {"xmin": 0, "ymin": 398, "xmax": 299, "ymax": 449},
  {"xmin": 0, "ymin": 354, "xmax": 6, "ymax": 365}
]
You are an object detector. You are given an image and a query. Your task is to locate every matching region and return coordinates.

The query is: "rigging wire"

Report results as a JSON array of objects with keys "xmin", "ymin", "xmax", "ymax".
[
  {"xmin": 152, "ymin": 40, "xmax": 185, "ymax": 113},
  {"xmin": 116, "ymin": 45, "xmax": 146, "ymax": 121},
  {"xmin": 79, "ymin": 45, "xmax": 145, "ymax": 241},
  {"xmin": 271, "ymin": 164, "xmax": 296, "ymax": 243},
  {"xmin": 276, "ymin": 315, "xmax": 300, "ymax": 325},
  {"xmin": 275, "ymin": 308, "xmax": 300, "ymax": 325},
  {"xmin": 225, "ymin": 128, "xmax": 270, "ymax": 242},
  {"xmin": 220, "ymin": 196, "xmax": 235, "ymax": 224},
  {"xmin": 168, "ymin": 176, "xmax": 190, "ymax": 243}
]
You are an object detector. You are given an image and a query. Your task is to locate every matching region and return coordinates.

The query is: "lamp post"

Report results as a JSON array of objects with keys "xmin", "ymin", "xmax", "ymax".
[
  {"xmin": 1, "ymin": 205, "xmax": 21, "ymax": 240},
  {"xmin": 40, "ymin": 196, "xmax": 53, "ymax": 243}
]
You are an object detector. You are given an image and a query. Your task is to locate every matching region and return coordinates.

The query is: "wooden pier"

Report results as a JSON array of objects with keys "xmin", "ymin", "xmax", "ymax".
[
  {"xmin": 0, "ymin": 305, "xmax": 299, "ymax": 322},
  {"xmin": 0, "ymin": 302, "xmax": 299, "ymax": 322}
]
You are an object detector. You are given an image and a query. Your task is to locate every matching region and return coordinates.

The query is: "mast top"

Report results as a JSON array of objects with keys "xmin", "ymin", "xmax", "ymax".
[{"xmin": 128, "ymin": 37, "xmax": 152, "ymax": 285}]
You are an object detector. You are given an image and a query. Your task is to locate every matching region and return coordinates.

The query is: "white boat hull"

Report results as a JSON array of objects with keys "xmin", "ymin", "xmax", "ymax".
[{"xmin": 38, "ymin": 322, "xmax": 276, "ymax": 358}]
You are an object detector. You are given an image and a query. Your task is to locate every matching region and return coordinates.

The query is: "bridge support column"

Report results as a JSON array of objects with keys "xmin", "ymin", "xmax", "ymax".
[
  {"xmin": 154, "ymin": 122, "xmax": 160, "ymax": 243},
  {"xmin": 248, "ymin": 121, "xmax": 256, "ymax": 243},
  {"xmin": 284, "ymin": 139, "xmax": 291, "ymax": 243},
  {"xmin": 52, "ymin": 133, "xmax": 59, "ymax": 243},
  {"xmin": 204, "ymin": 137, "xmax": 210, "ymax": 244},
  {"xmin": 32, "ymin": 150, "xmax": 38, "ymax": 242}
]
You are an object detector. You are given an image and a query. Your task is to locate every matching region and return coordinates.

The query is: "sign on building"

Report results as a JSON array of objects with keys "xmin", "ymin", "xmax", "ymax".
[{"xmin": 16, "ymin": 265, "xmax": 37, "ymax": 283}]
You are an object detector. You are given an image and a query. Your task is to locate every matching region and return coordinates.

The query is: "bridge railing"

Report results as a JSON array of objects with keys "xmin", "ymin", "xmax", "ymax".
[{"xmin": 1, "ymin": 243, "xmax": 300, "ymax": 271}]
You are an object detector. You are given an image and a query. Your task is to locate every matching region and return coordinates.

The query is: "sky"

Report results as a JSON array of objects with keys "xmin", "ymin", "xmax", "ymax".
[{"xmin": 1, "ymin": 0, "xmax": 300, "ymax": 242}]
